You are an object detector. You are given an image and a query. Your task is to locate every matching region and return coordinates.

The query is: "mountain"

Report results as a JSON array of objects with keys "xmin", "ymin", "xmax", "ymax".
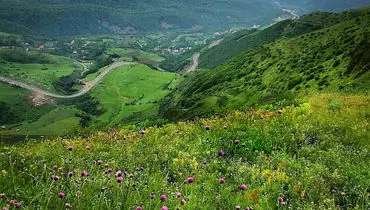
[
  {"xmin": 198, "ymin": 9, "xmax": 364, "ymax": 69},
  {"xmin": 0, "ymin": 0, "xmax": 369, "ymax": 37},
  {"xmin": 160, "ymin": 7, "xmax": 370, "ymax": 120}
]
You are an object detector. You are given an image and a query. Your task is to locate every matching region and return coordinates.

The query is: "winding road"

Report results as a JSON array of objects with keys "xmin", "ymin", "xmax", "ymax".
[
  {"xmin": 186, "ymin": 53, "xmax": 200, "ymax": 72},
  {"xmin": 0, "ymin": 61, "xmax": 137, "ymax": 99}
]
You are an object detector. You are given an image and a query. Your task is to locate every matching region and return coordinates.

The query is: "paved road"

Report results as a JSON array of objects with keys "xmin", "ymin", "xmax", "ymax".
[
  {"xmin": 0, "ymin": 62, "xmax": 137, "ymax": 98},
  {"xmin": 187, "ymin": 53, "xmax": 200, "ymax": 72}
]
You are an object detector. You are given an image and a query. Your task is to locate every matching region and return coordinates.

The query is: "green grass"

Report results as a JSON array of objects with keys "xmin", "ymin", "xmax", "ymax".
[
  {"xmin": 91, "ymin": 64, "xmax": 177, "ymax": 126},
  {"xmin": 0, "ymin": 83, "xmax": 55, "ymax": 125},
  {"xmin": 0, "ymin": 93, "xmax": 368, "ymax": 209},
  {"xmin": 0, "ymin": 51, "xmax": 82, "ymax": 91},
  {"xmin": 2, "ymin": 107, "xmax": 81, "ymax": 136}
]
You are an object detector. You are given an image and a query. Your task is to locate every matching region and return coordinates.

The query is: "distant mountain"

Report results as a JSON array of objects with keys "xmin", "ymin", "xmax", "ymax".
[
  {"xmin": 0, "ymin": 0, "xmax": 369, "ymax": 37},
  {"xmin": 160, "ymin": 6, "xmax": 370, "ymax": 121},
  {"xmin": 276, "ymin": 0, "xmax": 370, "ymax": 12},
  {"xmin": 199, "ymin": 9, "xmax": 363, "ymax": 69}
]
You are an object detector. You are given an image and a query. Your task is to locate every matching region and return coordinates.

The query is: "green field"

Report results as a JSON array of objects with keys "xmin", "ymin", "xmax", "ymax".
[
  {"xmin": 0, "ymin": 50, "xmax": 82, "ymax": 91},
  {"xmin": 0, "ymin": 83, "xmax": 56, "ymax": 125},
  {"xmin": 91, "ymin": 64, "xmax": 177, "ymax": 126},
  {"xmin": 2, "ymin": 107, "xmax": 81, "ymax": 136}
]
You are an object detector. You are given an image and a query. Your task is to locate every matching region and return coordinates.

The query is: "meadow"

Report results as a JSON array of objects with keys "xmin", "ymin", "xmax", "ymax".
[
  {"xmin": 90, "ymin": 64, "xmax": 178, "ymax": 127},
  {"xmin": 0, "ymin": 93, "xmax": 368, "ymax": 209},
  {"xmin": 0, "ymin": 49, "xmax": 83, "ymax": 92}
]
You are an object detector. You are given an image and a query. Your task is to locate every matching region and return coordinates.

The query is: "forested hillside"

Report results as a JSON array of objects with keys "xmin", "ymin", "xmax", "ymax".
[
  {"xmin": 199, "ymin": 9, "xmax": 366, "ymax": 69},
  {"xmin": 160, "ymin": 7, "xmax": 370, "ymax": 120},
  {"xmin": 1, "ymin": 0, "xmax": 369, "ymax": 37}
]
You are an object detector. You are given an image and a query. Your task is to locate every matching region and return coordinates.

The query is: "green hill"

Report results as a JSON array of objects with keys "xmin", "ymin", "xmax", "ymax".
[
  {"xmin": 160, "ymin": 8, "xmax": 370, "ymax": 120},
  {"xmin": 0, "ymin": 93, "xmax": 369, "ymax": 209},
  {"xmin": 198, "ymin": 9, "xmax": 366, "ymax": 69}
]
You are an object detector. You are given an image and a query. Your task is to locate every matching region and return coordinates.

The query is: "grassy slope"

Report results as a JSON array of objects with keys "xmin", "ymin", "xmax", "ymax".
[
  {"xmin": 0, "ymin": 93, "xmax": 368, "ymax": 209},
  {"xmin": 91, "ymin": 64, "xmax": 177, "ymax": 127},
  {"xmin": 0, "ymin": 83, "xmax": 54, "ymax": 123},
  {"xmin": 160, "ymin": 9, "xmax": 370, "ymax": 120},
  {"xmin": 2, "ymin": 107, "xmax": 81, "ymax": 136},
  {"xmin": 198, "ymin": 9, "xmax": 365, "ymax": 69},
  {"xmin": 0, "ymin": 50, "xmax": 82, "ymax": 91}
]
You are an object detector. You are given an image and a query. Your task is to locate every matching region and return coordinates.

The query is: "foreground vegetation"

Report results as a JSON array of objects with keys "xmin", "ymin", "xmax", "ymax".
[{"xmin": 0, "ymin": 93, "xmax": 369, "ymax": 209}]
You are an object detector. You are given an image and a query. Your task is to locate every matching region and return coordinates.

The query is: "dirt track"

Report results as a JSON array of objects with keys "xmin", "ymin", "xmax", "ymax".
[{"xmin": 0, "ymin": 62, "xmax": 136, "ymax": 99}]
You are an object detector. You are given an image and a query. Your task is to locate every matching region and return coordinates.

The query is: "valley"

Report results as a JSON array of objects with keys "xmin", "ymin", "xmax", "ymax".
[{"xmin": 0, "ymin": 2, "xmax": 369, "ymax": 209}]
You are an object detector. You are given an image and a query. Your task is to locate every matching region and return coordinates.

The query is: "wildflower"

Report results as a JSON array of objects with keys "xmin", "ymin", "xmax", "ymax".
[
  {"xmin": 245, "ymin": 207, "xmax": 251, "ymax": 210},
  {"xmin": 281, "ymin": 201, "xmax": 286, "ymax": 206},
  {"xmin": 85, "ymin": 146, "xmax": 90, "ymax": 150},
  {"xmin": 149, "ymin": 193, "xmax": 155, "ymax": 199},
  {"xmin": 15, "ymin": 202, "xmax": 21, "ymax": 208},
  {"xmin": 160, "ymin": 194, "xmax": 166, "ymax": 201},
  {"xmin": 0, "ymin": 193, "xmax": 4, "ymax": 198},
  {"xmin": 116, "ymin": 170, "xmax": 122, "ymax": 177},
  {"xmin": 9, "ymin": 200, "xmax": 15, "ymax": 206},
  {"xmin": 58, "ymin": 192, "xmax": 65, "ymax": 199},
  {"xmin": 1, "ymin": 125, "xmax": 5, "ymax": 129},
  {"xmin": 107, "ymin": 168, "xmax": 113, "ymax": 173},
  {"xmin": 53, "ymin": 165, "xmax": 58, "ymax": 170},
  {"xmin": 41, "ymin": 136, "xmax": 44, "ymax": 139},
  {"xmin": 223, "ymin": 125, "xmax": 227, "ymax": 129},
  {"xmin": 278, "ymin": 197, "xmax": 284, "ymax": 202},
  {"xmin": 341, "ymin": 192, "xmax": 345, "ymax": 196},
  {"xmin": 219, "ymin": 178, "xmax": 225, "ymax": 184},
  {"xmin": 101, "ymin": 187, "xmax": 107, "ymax": 192},
  {"xmin": 176, "ymin": 192, "xmax": 182, "ymax": 198},
  {"xmin": 241, "ymin": 184, "xmax": 247, "ymax": 190},
  {"xmin": 161, "ymin": 206, "xmax": 168, "ymax": 210},
  {"xmin": 97, "ymin": 160, "xmax": 103, "ymax": 165},
  {"xmin": 140, "ymin": 130, "xmax": 145, "ymax": 135},
  {"xmin": 205, "ymin": 125, "xmax": 210, "ymax": 130},
  {"xmin": 81, "ymin": 170, "xmax": 88, "ymax": 177},
  {"xmin": 65, "ymin": 203, "xmax": 72, "ymax": 209},
  {"xmin": 117, "ymin": 177, "xmax": 123, "ymax": 183},
  {"xmin": 51, "ymin": 175, "xmax": 59, "ymax": 181},
  {"xmin": 67, "ymin": 171, "xmax": 73, "ymax": 177},
  {"xmin": 235, "ymin": 206, "xmax": 241, "ymax": 210},
  {"xmin": 277, "ymin": 109, "xmax": 283, "ymax": 114},
  {"xmin": 181, "ymin": 199, "xmax": 186, "ymax": 205},
  {"xmin": 234, "ymin": 139, "xmax": 240, "ymax": 144},
  {"xmin": 68, "ymin": 146, "xmax": 73, "ymax": 151},
  {"xmin": 332, "ymin": 189, "xmax": 336, "ymax": 194},
  {"xmin": 26, "ymin": 153, "xmax": 30, "ymax": 159},
  {"xmin": 187, "ymin": 177, "xmax": 195, "ymax": 183},
  {"xmin": 3, "ymin": 208, "xmax": 8, "ymax": 210},
  {"xmin": 136, "ymin": 207, "xmax": 142, "ymax": 210},
  {"xmin": 218, "ymin": 150, "xmax": 225, "ymax": 157}
]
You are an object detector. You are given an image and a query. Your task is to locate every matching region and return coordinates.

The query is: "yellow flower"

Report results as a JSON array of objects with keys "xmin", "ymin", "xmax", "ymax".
[
  {"xmin": 1, "ymin": 170, "xmax": 7, "ymax": 174},
  {"xmin": 190, "ymin": 157, "xmax": 199, "ymax": 168}
]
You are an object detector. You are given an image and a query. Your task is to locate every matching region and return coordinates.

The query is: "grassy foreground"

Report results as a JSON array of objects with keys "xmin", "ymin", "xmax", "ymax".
[{"xmin": 0, "ymin": 93, "xmax": 369, "ymax": 209}]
